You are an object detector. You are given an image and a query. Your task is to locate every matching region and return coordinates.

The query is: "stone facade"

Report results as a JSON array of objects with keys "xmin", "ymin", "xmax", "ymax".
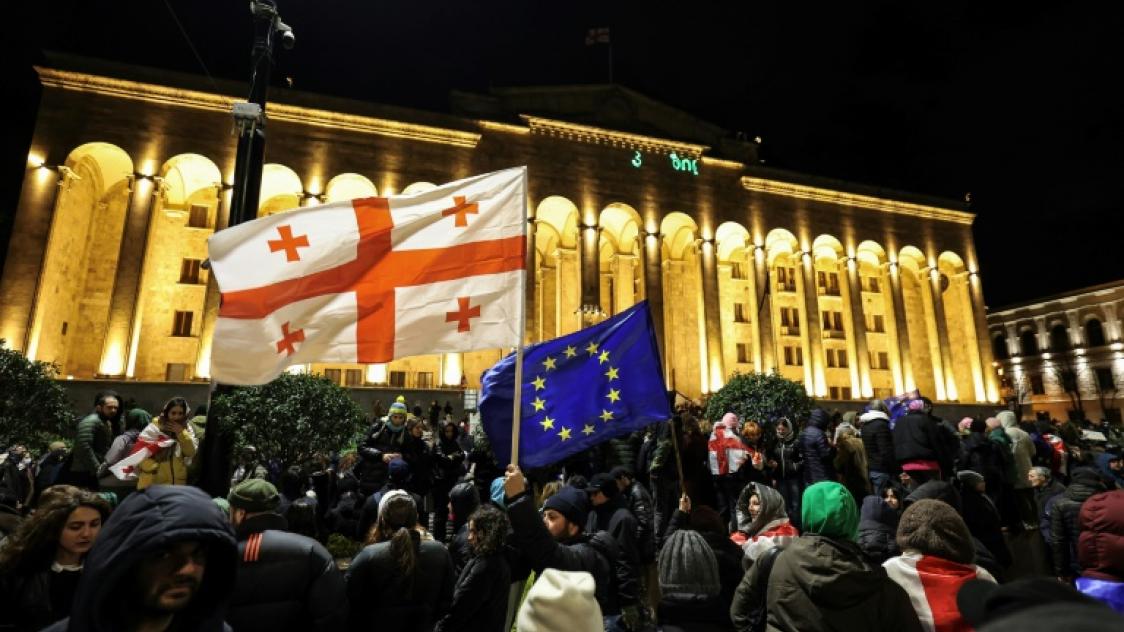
[
  {"xmin": 988, "ymin": 280, "xmax": 1124, "ymax": 421},
  {"xmin": 0, "ymin": 55, "xmax": 999, "ymax": 404}
]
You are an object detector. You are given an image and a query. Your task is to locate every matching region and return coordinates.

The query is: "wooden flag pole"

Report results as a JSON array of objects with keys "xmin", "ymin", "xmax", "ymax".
[
  {"xmin": 668, "ymin": 415, "xmax": 686, "ymax": 486},
  {"xmin": 510, "ymin": 167, "xmax": 530, "ymax": 466}
]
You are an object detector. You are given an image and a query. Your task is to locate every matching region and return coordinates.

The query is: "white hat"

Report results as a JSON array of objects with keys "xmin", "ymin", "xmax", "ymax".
[{"xmin": 517, "ymin": 569, "xmax": 603, "ymax": 632}]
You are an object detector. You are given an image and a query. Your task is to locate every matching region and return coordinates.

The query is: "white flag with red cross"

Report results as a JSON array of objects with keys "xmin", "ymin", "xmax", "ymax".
[{"xmin": 207, "ymin": 167, "xmax": 527, "ymax": 385}]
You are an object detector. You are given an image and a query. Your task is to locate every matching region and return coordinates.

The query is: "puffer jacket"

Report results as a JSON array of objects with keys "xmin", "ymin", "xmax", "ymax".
[
  {"xmin": 1052, "ymin": 468, "xmax": 1109, "ymax": 577},
  {"xmin": 226, "ymin": 512, "xmax": 347, "ymax": 632},
  {"xmin": 71, "ymin": 414, "xmax": 113, "ymax": 475},
  {"xmin": 859, "ymin": 411, "xmax": 896, "ymax": 474},
  {"xmin": 857, "ymin": 495, "xmax": 900, "ymax": 564},
  {"xmin": 624, "ymin": 481, "xmax": 656, "ymax": 562},
  {"xmin": 1077, "ymin": 490, "xmax": 1124, "ymax": 613},
  {"xmin": 799, "ymin": 410, "xmax": 835, "ymax": 485},
  {"xmin": 770, "ymin": 420, "xmax": 802, "ymax": 480},
  {"xmin": 136, "ymin": 421, "xmax": 198, "ymax": 489},
  {"xmin": 41, "ymin": 485, "xmax": 238, "ymax": 632},
  {"xmin": 346, "ymin": 535, "xmax": 455, "ymax": 631},
  {"xmin": 892, "ymin": 411, "xmax": 956, "ymax": 476}
]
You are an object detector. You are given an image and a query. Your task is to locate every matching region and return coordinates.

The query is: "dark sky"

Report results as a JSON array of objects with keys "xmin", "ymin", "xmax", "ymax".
[{"xmin": 5, "ymin": 1, "xmax": 1122, "ymax": 308}]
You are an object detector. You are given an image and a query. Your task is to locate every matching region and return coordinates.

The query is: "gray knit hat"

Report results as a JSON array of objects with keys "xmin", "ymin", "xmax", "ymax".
[
  {"xmin": 897, "ymin": 498, "xmax": 975, "ymax": 564},
  {"xmin": 658, "ymin": 529, "xmax": 721, "ymax": 599}
]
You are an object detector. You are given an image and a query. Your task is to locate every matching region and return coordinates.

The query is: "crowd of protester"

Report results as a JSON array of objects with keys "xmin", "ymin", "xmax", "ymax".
[{"xmin": 2, "ymin": 388, "xmax": 1124, "ymax": 631}]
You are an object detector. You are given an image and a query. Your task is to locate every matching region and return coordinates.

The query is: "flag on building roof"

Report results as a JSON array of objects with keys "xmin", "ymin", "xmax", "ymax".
[
  {"xmin": 206, "ymin": 167, "xmax": 527, "ymax": 385},
  {"xmin": 479, "ymin": 301, "xmax": 670, "ymax": 468},
  {"xmin": 585, "ymin": 27, "xmax": 611, "ymax": 45}
]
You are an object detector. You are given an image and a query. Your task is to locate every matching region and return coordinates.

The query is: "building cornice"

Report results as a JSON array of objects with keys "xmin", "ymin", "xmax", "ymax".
[
  {"xmin": 740, "ymin": 176, "xmax": 975, "ymax": 225},
  {"xmin": 519, "ymin": 115, "xmax": 709, "ymax": 157},
  {"xmin": 986, "ymin": 280, "xmax": 1124, "ymax": 319},
  {"xmin": 35, "ymin": 67, "xmax": 482, "ymax": 148}
]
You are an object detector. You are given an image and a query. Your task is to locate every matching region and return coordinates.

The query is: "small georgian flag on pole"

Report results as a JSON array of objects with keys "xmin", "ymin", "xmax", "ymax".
[{"xmin": 206, "ymin": 167, "xmax": 528, "ymax": 385}]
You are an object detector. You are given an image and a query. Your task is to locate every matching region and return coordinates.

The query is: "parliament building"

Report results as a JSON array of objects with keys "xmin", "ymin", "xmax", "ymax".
[{"xmin": 0, "ymin": 54, "xmax": 1000, "ymax": 405}]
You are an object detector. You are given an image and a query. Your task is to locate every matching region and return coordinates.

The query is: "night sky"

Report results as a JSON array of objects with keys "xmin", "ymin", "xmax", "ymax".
[{"xmin": 4, "ymin": 2, "xmax": 1122, "ymax": 308}]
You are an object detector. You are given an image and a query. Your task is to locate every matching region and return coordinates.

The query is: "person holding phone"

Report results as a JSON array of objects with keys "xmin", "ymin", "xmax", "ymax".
[{"xmin": 136, "ymin": 397, "xmax": 198, "ymax": 490}]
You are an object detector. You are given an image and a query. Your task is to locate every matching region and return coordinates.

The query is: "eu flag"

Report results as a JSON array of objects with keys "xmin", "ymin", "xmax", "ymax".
[{"xmin": 480, "ymin": 301, "xmax": 670, "ymax": 468}]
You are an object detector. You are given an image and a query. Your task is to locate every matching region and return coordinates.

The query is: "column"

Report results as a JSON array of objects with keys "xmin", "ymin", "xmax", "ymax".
[
  {"xmin": 799, "ymin": 252, "xmax": 826, "ymax": 397},
  {"xmin": 888, "ymin": 262, "xmax": 914, "ymax": 393},
  {"xmin": 1067, "ymin": 310, "xmax": 1084, "ymax": 348},
  {"xmin": 1034, "ymin": 316, "xmax": 1049, "ymax": 353},
  {"xmin": 611, "ymin": 252, "xmax": 638, "ymax": 313},
  {"xmin": 1105, "ymin": 301, "xmax": 1122, "ymax": 342},
  {"xmin": 968, "ymin": 272, "xmax": 999, "ymax": 402},
  {"xmin": 557, "ymin": 247, "xmax": 581, "ymax": 334},
  {"xmin": 1005, "ymin": 323, "xmax": 1020, "ymax": 357},
  {"xmin": 539, "ymin": 263, "xmax": 558, "ymax": 340},
  {"xmin": 580, "ymin": 225, "xmax": 601, "ymax": 325},
  {"xmin": 124, "ymin": 179, "xmax": 169, "ymax": 378},
  {"xmin": 700, "ymin": 240, "xmax": 724, "ymax": 393},
  {"xmin": 194, "ymin": 184, "xmax": 224, "ymax": 379},
  {"xmin": 524, "ymin": 216, "xmax": 537, "ymax": 345},
  {"xmin": 751, "ymin": 246, "xmax": 776, "ymax": 372},
  {"xmin": 845, "ymin": 258, "xmax": 872, "ymax": 398},
  {"xmin": 98, "ymin": 175, "xmax": 150, "ymax": 376},
  {"xmin": 643, "ymin": 232, "xmax": 666, "ymax": 368},
  {"xmin": 925, "ymin": 268, "xmax": 954, "ymax": 401},
  {"xmin": 24, "ymin": 168, "xmax": 76, "ymax": 360}
]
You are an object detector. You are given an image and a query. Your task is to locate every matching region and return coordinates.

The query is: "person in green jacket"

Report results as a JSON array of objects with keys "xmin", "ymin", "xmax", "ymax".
[
  {"xmin": 731, "ymin": 481, "xmax": 922, "ymax": 632},
  {"xmin": 68, "ymin": 391, "xmax": 121, "ymax": 490}
]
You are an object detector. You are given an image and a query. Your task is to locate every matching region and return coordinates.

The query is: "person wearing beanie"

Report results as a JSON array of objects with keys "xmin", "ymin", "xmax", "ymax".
[
  {"xmin": 224, "ymin": 478, "xmax": 347, "ymax": 631},
  {"xmin": 883, "ymin": 499, "xmax": 996, "ymax": 631},
  {"xmin": 730, "ymin": 482, "xmax": 799, "ymax": 562},
  {"xmin": 799, "ymin": 408, "xmax": 836, "ymax": 486},
  {"xmin": 956, "ymin": 469, "xmax": 1013, "ymax": 570},
  {"xmin": 833, "ymin": 422, "xmax": 871, "ymax": 504},
  {"xmin": 732, "ymin": 481, "xmax": 922, "ymax": 632},
  {"xmin": 503, "ymin": 466, "xmax": 626, "ymax": 624},
  {"xmin": 663, "ymin": 494, "xmax": 743, "ymax": 618},
  {"xmin": 857, "ymin": 495, "xmax": 901, "ymax": 564},
  {"xmin": 586, "ymin": 472, "xmax": 643, "ymax": 628},
  {"xmin": 656, "ymin": 529, "xmax": 729, "ymax": 631},
  {"xmin": 1053, "ymin": 467, "xmax": 1110, "ymax": 581},
  {"xmin": 356, "ymin": 395, "xmax": 415, "ymax": 496},
  {"xmin": 515, "ymin": 569, "xmax": 603, "ymax": 632},
  {"xmin": 861, "ymin": 399, "xmax": 897, "ymax": 496},
  {"xmin": 1075, "ymin": 489, "xmax": 1124, "ymax": 613}
]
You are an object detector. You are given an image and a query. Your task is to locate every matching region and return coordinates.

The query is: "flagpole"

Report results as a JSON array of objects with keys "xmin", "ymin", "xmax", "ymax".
[{"xmin": 510, "ymin": 166, "xmax": 530, "ymax": 465}]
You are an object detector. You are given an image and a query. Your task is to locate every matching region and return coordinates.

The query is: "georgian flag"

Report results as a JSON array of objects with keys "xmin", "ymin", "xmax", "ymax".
[
  {"xmin": 107, "ymin": 423, "xmax": 182, "ymax": 481},
  {"xmin": 207, "ymin": 168, "xmax": 528, "ymax": 385},
  {"xmin": 883, "ymin": 552, "xmax": 996, "ymax": 632}
]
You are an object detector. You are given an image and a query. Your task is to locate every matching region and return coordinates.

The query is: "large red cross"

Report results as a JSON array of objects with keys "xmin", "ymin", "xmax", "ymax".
[
  {"xmin": 220, "ymin": 198, "xmax": 524, "ymax": 363},
  {"xmin": 445, "ymin": 297, "xmax": 481, "ymax": 333},
  {"xmin": 441, "ymin": 196, "xmax": 479, "ymax": 227},
  {"xmin": 268, "ymin": 225, "xmax": 310, "ymax": 262},
  {"xmin": 275, "ymin": 322, "xmax": 305, "ymax": 355}
]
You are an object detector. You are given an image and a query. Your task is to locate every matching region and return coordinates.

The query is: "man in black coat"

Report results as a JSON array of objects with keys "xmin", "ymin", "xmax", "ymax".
[
  {"xmin": 356, "ymin": 399, "xmax": 412, "ymax": 495},
  {"xmin": 503, "ymin": 466, "xmax": 627, "ymax": 623},
  {"xmin": 799, "ymin": 408, "xmax": 835, "ymax": 486},
  {"xmin": 859, "ymin": 400, "xmax": 896, "ymax": 494},
  {"xmin": 893, "ymin": 401, "xmax": 957, "ymax": 484},
  {"xmin": 224, "ymin": 479, "xmax": 347, "ymax": 631},
  {"xmin": 610, "ymin": 466, "xmax": 655, "ymax": 562},
  {"xmin": 587, "ymin": 473, "xmax": 643, "ymax": 628}
]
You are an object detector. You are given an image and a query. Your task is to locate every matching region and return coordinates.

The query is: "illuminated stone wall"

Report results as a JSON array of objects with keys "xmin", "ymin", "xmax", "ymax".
[{"xmin": 0, "ymin": 60, "xmax": 999, "ymax": 406}]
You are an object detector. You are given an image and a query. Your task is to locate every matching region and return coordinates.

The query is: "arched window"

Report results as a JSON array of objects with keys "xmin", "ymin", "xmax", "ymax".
[
  {"xmin": 992, "ymin": 334, "xmax": 1009, "ymax": 360},
  {"xmin": 1085, "ymin": 319, "xmax": 1106, "ymax": 347},
  {"xmin": 1050, "ymin": 324, "xmax": 1070, "ymax": 351},
  {"xmin": 1019, "ymin": 330, "xmax": 1039, "ymax": 356}
]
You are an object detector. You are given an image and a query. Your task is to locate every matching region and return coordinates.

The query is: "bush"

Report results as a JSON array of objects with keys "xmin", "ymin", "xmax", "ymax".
[
  {"xmin": 0, "ymin": 340, "xmax": 74, "ymax": 450},
  {"xmin": 210, "ymin": 373, "xmax": 365, "ymax": 468},
  {"xmin": 326, "ymin": 532, "xmax": 362, "ymax": 562},
  {"xmin": 705, "ymin": 371, "xmax": 812, "ymax": 427}
]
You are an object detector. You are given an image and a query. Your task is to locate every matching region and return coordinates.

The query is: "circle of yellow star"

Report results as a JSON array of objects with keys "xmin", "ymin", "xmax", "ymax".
[
  {"xmin": 606, "ymin": 388, "xmax": 621, "ymax": 403},
  {"xmin": 532, "ymin": 375, "xmax": 546, "ymax": 391},
  {"xmin": 605, "ymin": 366, "xmax": 620, "ymax": 381},
  {"xmin": 542, "ymin": 356, "xmax": 557, "ymax": 371},
  {"xmin": 532, "ymin": 397, "xmax": 546, "ymax": 412},
  {"xmin": 563, "ymin": 345, "xmax": 578, "ymax": 358},
  {"xmin": 539, "ymin": 415, "xmax": 555, "ymax": 431},
  {"xmin": 558, "ymin": 426, "xmax": 572, "ymax": 441},
  {"xmin": 582, "ymin": 424, "xmax": 596, "ymax": 436},
  {"xmin": 585, "ymin": 341, "xmax": 599, "ymax": 355},
  {"xmin": 600, "ymin": 409, "xmax": 614, "ymax": 422},
  {"xmin": 598, "ymin": 350, "xmax": 610, "ymax": 365}
]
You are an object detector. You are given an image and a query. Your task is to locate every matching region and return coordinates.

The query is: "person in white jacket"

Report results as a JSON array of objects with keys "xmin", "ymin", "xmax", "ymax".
[{"xmin": 997, "ymin": 410, "xmax": 1037, "ymax": 527}]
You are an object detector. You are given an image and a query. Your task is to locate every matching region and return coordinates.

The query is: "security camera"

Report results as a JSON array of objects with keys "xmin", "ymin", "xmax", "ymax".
[{"xmin": 276, "ymin": 20, "xmax": 295, "ymax": 49}]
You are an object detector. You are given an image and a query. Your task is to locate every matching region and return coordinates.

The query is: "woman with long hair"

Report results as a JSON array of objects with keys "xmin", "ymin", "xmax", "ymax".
[
  {"xmin": 135, "ymin": 397, "xmax": 198, "ymax": 489},
  {"xmin": 0, "ymin": 485, "xmax": 111, "ymax": 631},
  {"xmin": 346, "ymin": 491, "xmax": 454, "ymax": 631},
  {"xmin": 435, "ymin": 505, "xmax": 512, "ymax": 632}
]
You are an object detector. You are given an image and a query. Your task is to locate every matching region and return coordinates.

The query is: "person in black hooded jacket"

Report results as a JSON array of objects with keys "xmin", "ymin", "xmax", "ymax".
[
  {"xmin": 42, "ymin": 485, "xmax": 239, "ymax": 632},
  {"xmin": 448, "ymin": 481, "xmax": 481, "ymax": 576},
  {"xmin": 433, "ymin": 420, "xmax": 467, "ymax": 542},
  {"xmin": 434, "ymin": 505, "xmax": 512, "ymax": 632},
  {"xmin": 799, "ymin": 409, "xmax": 835, "ymax": 486},
  {"xmin": 856, "ymin": 495, "xmax": 901, "ymax": 564}
]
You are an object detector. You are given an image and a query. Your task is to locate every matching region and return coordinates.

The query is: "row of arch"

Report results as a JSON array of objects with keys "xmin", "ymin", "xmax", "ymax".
[
  {"xmin": 20, "ymin": 141, "xmax": 995, "ymax": 403},
  {"xmin": 992, "ymin": 312, "xmax": 1114, "ymax": 360}
]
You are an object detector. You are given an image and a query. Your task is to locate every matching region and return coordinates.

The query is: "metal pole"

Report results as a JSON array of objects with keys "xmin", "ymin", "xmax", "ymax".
[{"xmin": 510, "ymin": 167, "xmax": 530, "ymax": 465}]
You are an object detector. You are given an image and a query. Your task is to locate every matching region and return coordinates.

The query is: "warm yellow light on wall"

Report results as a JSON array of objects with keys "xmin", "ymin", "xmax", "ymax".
[
  {"xmin": 367, "ymin": 363, "xmax": 387, "ymax": 384},
  {"xmin": 98, "ymin": 341, "xmax": 125, "ymax": 376},
  {"xmin": 442, "ymin": 354, "xmax": 463, "ymax": 387},
  {"xmin": 28, "ymin": 152, "xmax": 45, "ymax": 168}
]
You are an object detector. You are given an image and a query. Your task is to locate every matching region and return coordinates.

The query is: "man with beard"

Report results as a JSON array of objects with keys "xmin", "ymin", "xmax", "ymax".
[
  {"xmin": 43, "ymin": 485, "xmax": 238, "ymax": 632},
  {"xmin": 67, "ymin": 391, "xmax": 121, "ymax": 490}
]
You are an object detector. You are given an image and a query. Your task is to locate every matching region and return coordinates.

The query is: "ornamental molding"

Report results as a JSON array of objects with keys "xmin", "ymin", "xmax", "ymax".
[
  {"xmin": 740, "ymin": 176, "xmax": 975, "ymax": 225},
  {"xmin": 520, "ymin": 115, "xmax": 709, "ymax": 158}
]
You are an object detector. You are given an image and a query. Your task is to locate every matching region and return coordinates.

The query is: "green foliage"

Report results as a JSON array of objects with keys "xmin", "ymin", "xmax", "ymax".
[
  {"xmin": 0, "ymin": 340, "xmax": 75, "ymax": 450},
  {"xmin": 326, "ymin": 532, "xmax": 362, "ymax": 562},
  {"xmin": 705, "ymin": 371, "xmax": 812, "ymax": 426},
  {"xmin": 210, "ymin": 373, "xmax": 365, "ymax": 468}
]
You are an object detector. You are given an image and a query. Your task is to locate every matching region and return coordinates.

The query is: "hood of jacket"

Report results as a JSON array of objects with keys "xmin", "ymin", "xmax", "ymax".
[
  {"xmin": 801, "ymin": 482, "xmax": 859, "ymax": 541},
  {"xmin": 776, "ymin": 534, "xmax": 889, "ymax": 609},
  {"xmin": 775, "ymin": 418, "xmax": 795, "ymax": 440},
  {"xmin": 808, "ymin": 408, "xmax": 831, "ymax": 430},
  {"xmin": 859, "ymin": 495, "xmax": 899, "ymax": 531},
  {"xmin": 1094, "ymin": 453, "xmax": 1124, "ymax": 486},
  {"xmin": 449, "ymin": 481, "xmax": 480, "ymax": 520},
  {"xmin": 67, "ymin": 485, "xmax": 237, "ymax": 632},
  {"xmin": 996, "ymin": 410, "xmax": 1019, "ymax": 430},
  {"xmin": 1078, "ymin": 490, "xmax": 1124, "ymax": 580},
  {"xmin": 1068, "ymin": 468, "xmax": 1110, "ymax": 502},
  {"xmin": 859, "ymin": 410, "xmax": 889, "ymax": 425},
  {"xmin": 905, "ymin": 480, "xmax": 963, "ymax": 514},
  {"xmin": 736, "ymin": 482, "xmax": 789, "ymax": 535}
]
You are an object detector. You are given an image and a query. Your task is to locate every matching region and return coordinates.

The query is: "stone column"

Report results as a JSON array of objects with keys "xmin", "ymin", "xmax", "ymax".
[
  {"xmin": 124, "ymin": 179, "xmax": 169, "ymax": 378},
  {"xmin": 1067, "ymin": 310, "xmax": 1084, "ymax": 348},
  {"xmin": 557, "ymin": 247, "xmax": 581, "ymax": 334},
  {"xmin": 1005, "ymin": 323, "xmax": 1020, "ymax": 357},
  {"xmin": 799, "ymin": 253, "xmax": 826, "ymax": 396},
  {"xmin": 926, "ymin": 268, "xmax": 954, "ymax": 400},
  {"xmin": 612, "ymin": 252, "xmax": 638, "ymax": 313},
  {"xmin": 751, "ymin": 246, "xmax": 775, "ymax": 373},
  {"xmin": 643, "ymin": 233, "xmax": 666, "ymax": 366},
  {"xmin": 968, "ymin": 272, "xmax": 998, "ymax": 402},
  {"xmin": 845, "ymin": 258, "xmax": 871, "ymax": 398},
  {"xmin": 1105, "ymin": 301, "xmax": 1122, "ymax": 342},
  {"xmin": 580, "ymin": 226, "xmax": 601, "ymax": 325},
  {"xmin": 23, "ymin": 168, "xmax": 77, "ymax": 360},
  {"xmin": 1034, "ymin": 316, "xmax": 1049, "ymax": 353},
  {"xmin": 700, "ymin": 240, "xmax": 724, "ymax": 393},
  {"xmin": 194, "ymin": 185, "xmax": 224, "ymax": 379},
  {"xmin": 524, "ymin": 216, "xmax": 536, "ymax": 345},
  {"xmin": 888, "ymin": 262, "xmax": 914, "ymax": 393}
]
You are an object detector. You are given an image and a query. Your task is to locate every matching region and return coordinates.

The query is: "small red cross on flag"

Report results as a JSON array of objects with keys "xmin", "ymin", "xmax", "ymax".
[{"xmin": 207, "ymin": 168, "xmax": 528, "ymax": 384}]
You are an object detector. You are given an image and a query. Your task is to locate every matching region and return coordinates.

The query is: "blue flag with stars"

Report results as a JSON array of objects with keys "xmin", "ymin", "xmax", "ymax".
[{"xmin": 479, "ymin": 301, "xmax": 670, "ymax": 468}]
